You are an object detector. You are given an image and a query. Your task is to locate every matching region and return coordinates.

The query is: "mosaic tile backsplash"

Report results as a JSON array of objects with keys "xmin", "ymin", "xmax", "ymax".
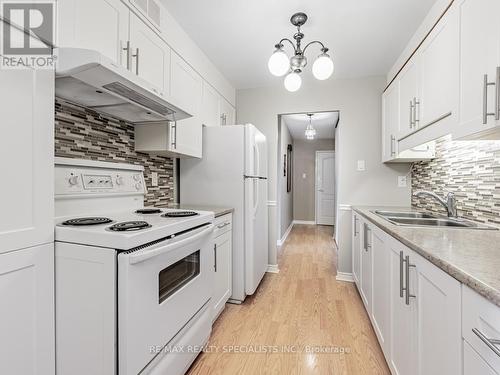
[
  {"xmin": 411, "ymin": 135, "xmax": 500, "ymax": 227},
  {"xmin": 55, "ymin": 98, "xmax": 175, "ymax": 207}
]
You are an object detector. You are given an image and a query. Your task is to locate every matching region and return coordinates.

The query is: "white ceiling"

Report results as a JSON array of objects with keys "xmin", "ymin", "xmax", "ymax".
[
  {"xmin": 161, "ymin": 0, "xmax": 437, "ymax": 89},
  {"xmin": 283, "ymin": 112, "xmax": 338, "ymax": 140}
]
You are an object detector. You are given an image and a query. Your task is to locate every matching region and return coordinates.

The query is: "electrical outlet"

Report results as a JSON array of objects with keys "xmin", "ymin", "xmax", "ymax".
[
  {"xmin": 398, "ymin": 175, "xmax": 407, "ymax": 188},
  {"xmin": 302, "ymin": 173, "xmax": 307, "ymax": 179},
  {"xmin": 151, "ymin": 172, "xmax": 158, "ymax": 187},
  {"xmin": 357, "ymin": 160, "xmax": 366, "ymax": 171}
]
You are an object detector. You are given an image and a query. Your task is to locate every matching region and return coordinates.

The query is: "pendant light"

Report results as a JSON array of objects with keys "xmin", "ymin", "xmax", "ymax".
[{"xmin": 304, "ymin": 114, "xmax": 316, "ymax": 140}]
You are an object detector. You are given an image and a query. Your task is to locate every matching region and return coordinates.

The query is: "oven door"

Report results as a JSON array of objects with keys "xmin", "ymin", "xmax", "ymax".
[{"xmin": 118, "ymin": 223, "xmax": 214, "ymax": 375}]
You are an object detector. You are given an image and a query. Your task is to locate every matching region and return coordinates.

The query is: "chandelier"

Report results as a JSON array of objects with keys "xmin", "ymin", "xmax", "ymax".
[
  {"xmin": 268, "ymin": 12, "xmax": 334, "ymax": 92},
  {"xmin": 305, "ymin": 114, "xmax": 316, "ymax": 140}
]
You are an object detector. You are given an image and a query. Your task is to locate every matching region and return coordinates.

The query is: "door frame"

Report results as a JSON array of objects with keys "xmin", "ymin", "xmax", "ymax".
[{"xmin": 315, "ymin": 150, "xmax": 335, "ymax": 225}]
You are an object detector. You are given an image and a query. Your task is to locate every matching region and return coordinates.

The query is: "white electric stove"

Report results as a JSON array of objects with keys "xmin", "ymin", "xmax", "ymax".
[{"xmin": 54, "ymin": 158, "xmax": 215, "ymax": 375}]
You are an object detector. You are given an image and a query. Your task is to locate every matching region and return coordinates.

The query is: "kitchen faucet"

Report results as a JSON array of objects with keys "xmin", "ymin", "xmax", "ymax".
[{"xmin": 413, "ymin": 190, "xmax": 457, "ymax": 218}]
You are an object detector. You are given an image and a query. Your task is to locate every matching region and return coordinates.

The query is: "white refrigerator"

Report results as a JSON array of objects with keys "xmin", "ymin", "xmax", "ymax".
[{"xmin": 180, "ymin": 124, "xmax": 268, "ymax": 303}]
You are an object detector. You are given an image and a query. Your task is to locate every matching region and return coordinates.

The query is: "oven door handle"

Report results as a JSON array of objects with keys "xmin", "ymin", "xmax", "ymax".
[{"xmin": 127, "ymin": 224, "xmax": 214, "ymax": 265}]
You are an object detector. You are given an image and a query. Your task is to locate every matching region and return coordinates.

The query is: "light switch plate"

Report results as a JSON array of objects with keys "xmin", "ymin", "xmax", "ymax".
[
  {"xmin": 151, "ymin": 172, "xmax": 158, "ymax": 187},
  {"xmin": 357, "ymin": 160, "xmax": 366, "ymax": 171},
  {"xmin": 302, "ymin": 173, "xmax": 307, "ymax": 179},
  {"xmin": 398, "ymin": 175, "xmax": 407, "ymax": 188}
]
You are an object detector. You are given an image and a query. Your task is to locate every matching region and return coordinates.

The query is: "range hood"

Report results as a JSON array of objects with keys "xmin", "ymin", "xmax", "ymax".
[{"xmin": 54, "ymin": 48, "xmax": 191, "ymax": 123}]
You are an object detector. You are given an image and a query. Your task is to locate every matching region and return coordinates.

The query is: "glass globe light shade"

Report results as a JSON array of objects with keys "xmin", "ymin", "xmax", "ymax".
[
  {"xmin": 284, "ymin": 72, "xmax": 302, "ymax": 92},
  {"xmin": 312, "ymin": 52, "xmax": 334, "ymax": 80},
  {"xmin": 268, "ymin": 48, "xmax": 290, "ymax": 77},
  {"xmin": 306, "ymin": 134, "xmax": 315, "ymax": 140}
]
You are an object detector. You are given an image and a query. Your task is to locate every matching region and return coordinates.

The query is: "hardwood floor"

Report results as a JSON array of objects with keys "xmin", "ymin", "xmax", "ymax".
[{"xmin": 186, "ymin": 224, "xmax": 390, "ymax": 375}]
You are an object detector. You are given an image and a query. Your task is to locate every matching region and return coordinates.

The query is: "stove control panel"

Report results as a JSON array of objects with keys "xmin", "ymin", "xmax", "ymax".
[{"xmin": 55, "ymin": 162, "xmax": 146, "ymax": 196}]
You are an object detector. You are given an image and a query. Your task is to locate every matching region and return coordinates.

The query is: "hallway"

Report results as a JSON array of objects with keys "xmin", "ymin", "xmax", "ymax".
[{"xmin": 187, "ymin": 225, "xmax": 390, "ymax": 375}]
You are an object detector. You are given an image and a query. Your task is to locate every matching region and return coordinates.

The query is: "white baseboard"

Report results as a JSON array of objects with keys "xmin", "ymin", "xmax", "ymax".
[
  {"xmin": 266, "ymin": 264, "xmax": 280, "ymax": 273},
  {"xmin": 277, "ymin": 221, "xmax": 294, "ymax": 247},
  {"xmin": 293, "ymin": 220, "xmax": 316, "ymax": 225},
  {"xmin": 336, "ymin": 272, "xmax": 354, "ymax": 283}
]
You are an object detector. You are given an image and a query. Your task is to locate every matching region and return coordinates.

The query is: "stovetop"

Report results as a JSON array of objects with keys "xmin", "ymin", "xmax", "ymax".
[{"xmin": 55, "ymin": 208, "xmax": 214, "ymax": 250}]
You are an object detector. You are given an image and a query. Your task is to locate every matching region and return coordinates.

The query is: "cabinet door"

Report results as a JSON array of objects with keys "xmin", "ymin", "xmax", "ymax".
[
  {"xmin": 173, "ymin": 116, "xmax": 203, "ymax": 158},
  {"xmin": 398, "ymin": 58, "xmax": 420, "ymax": 138},
  {"xmin": 213, "ymin": 230, "xmax": 232, "ymax": 321},
  {"xmin": 382, "ymin": 82, "xmax": 399, "ymax": 162},
  {"xmin": 463, "ymin": 340, "xmax": 499, "ymax": 375},
  {"xmin": 418, "ymin": 5, "xmax": 459, "ymax": 135},
  {"xmin": 388, "ymin": 240, "xmax": 416, "ymax": 375},
  {"xmin": 371, "ymin": 227, "xmax": 391, "ymax": 358},
  {"xmin": 201, "ymin": 81, "xmax": 221, "ymax": 127},
  {"xmin": 412, "ymin": 252, "xmax": 462, "ymax": 375},
  {"xmin": 0, "ymin": 68, "xmax": 54, "ymax": 252},
  {"xmin": 0, "ymin": 244, "xmax": 54, "ymax": 374},
  {"xmin": 129, "ymin": 13, "xmax": 170, "ymax": 96},
  {"xmin": 220, "ymin": 98, "xmax": 236, "ymax": 125},
  {"xmin": 455, "ymin": 0, "xmax": 500, "ymax": 139},
  {"xmin": 57, "ymin": 0, "xmax": 129, "ymax": 67},
  {"xmin": 170, "ymin": 52, "xmax": 203, "ymax": 117},
  {"xmin": 352, "ymin": 213, "xmax": 361, "ymax": 286},
  {"xmin": 360, "ymin": 221, "xmax": 372, "ymax": 311}
]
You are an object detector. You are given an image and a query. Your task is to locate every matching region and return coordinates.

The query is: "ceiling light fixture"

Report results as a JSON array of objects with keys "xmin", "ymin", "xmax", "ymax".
[
  {"xmin": 305, "ymin": 113, "xmax": 316, "ymax": 140},
  {"xmin": 268, "ymin": 12, "xmax": 334, "ymax": 92}
]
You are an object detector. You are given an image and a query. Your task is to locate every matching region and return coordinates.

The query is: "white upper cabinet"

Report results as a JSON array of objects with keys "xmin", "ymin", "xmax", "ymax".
[
  {"xmin": 170, "ymin": 52, "xmax": 203, "ymax": 117},
  {"xmin": 398, "ymin": 57, "xmax": 420, "ymax": 139},
  {"xmin": 201, "ymin": 82, "xmax": 221, "ymax": 127},
  {"xmin": 0, "ymin": 68, "xmax": 54, "ymax": 252},
  {"xmin": 454, "ymin": 0, "xmax": 500, "ymax": 140},
  {"xmin": 129, "ymin": 12, "xmax": 170, "ymax": 96},
  {"xmin": 382, "ymin": 82, "xmax": 399, "ymax": 162},
  {"xmin": 57, "ymin": 0, "xmax": 129, "ymax": 67}
]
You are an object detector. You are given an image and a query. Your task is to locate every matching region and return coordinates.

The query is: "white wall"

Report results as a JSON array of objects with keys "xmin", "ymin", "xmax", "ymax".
[
  {"xmin": 293, "ymin": 139, "xmax": 335, "ymax": 222},
  {"xmin": 278, "ymin": 118, "xmax": 293, "ymax": 239},
  {"xmin": 236, "ymin": 76, "xmax": 411, "ymax": 274}
]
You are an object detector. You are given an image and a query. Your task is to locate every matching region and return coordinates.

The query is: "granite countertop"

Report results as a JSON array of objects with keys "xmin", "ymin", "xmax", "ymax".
[
  {"xmin": 353, "ymin": 206, "xmax": 500, "ymax": 308},
  {"xmin": 165, "ymin": 203, "xmax": 234, "ymax": 218}
]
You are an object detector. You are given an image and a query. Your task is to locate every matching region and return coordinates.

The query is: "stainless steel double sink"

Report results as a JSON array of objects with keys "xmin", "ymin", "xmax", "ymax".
[{"xmin": 372, "ymin": 210, "xmax": 498, "ymax": 230}]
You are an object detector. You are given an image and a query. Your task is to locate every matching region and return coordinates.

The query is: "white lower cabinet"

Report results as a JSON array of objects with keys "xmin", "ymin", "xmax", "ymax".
[
  {"xmin": 0, "ymin": 244, "xmax": 55, "ymax": 375},
  {"xmin": 212, "ymin": 214, "xmax": 233, "ymax": 322},
  {"xmin": 353, "ymin": 216, "xmax": 462, "ymax": 375},
  {"xmin": 464, "ymin": 340, "xmax": 499, "ymax": 375}
]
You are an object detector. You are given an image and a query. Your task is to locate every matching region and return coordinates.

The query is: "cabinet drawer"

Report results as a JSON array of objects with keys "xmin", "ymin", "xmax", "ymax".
[
  {"xmin": 464, "ymin": 340, "xmax": 499, "ymax": 375},
  {"xmin": 214, "ymin": 214, "xmax": 232, "ymax": 237},
  {"xmin": 463, "ymin": 285, "xmax": 500, "ymax": 371}
]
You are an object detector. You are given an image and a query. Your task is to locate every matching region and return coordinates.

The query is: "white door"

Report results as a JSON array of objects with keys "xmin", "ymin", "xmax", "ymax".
[
  {"xmin": 244, "ymin": 125, "xmax": 268, "ymax": 295},
  {"xmin": 0, "ymin": 67, "xmax": 54, "ymax": 253},
  {"xmin": 398, "ymin": 58, "xmax": 420, "ymax": 138},
  {"xmin": 0, "ymin": 244, "xmax": 54, "ymax": 375},
  {"xmin": 57, "ymin": 0, "xmax": 129, "ymax": 67},
  {"xmin": 315, "ymin": 151, "xmax": 335, "ymax": 225},
  {"xmin": 360, "ymin": 220, "xmax": 372, "ymax": 310},
  {"xmin": 413, "ymin": 251, "xmax": 462, "ymax": 375},
  {"xmin": 382, "ymin": 82, "xmax": 399, "ymax": 162},
  {"xmin": 455, "ymin": 0, "xmax": 500, "ymax": 139},
  {"xmin": 389, "ymin": 241, "xmax": 416, "ymax": 375},
  {"xmin": 129, "ymin": 13, "xmax": 170, "ymax": 97},
  {"xmin": 371, "ymin": 226, "xmax": 391, "ymax": 358},
  {"xmin": 201, "ymin": 81, "xmax": 221, "ymax": 127},
  {"xmin": 352, "ymin": 213, "xmax": 361, "ymax": 286}
]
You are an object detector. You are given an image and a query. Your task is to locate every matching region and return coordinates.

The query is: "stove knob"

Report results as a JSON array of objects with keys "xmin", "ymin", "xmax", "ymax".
[
  {"xmin": 135, "ymin": 182, "xmax": 142, "ymax": 191},
  {"xmin": 116, "ymin": 176, "xmax": 124, "ymax": 186},
  {"xmin": 68, "ymin": 175, "xmax": 79, "ymax": 186}
]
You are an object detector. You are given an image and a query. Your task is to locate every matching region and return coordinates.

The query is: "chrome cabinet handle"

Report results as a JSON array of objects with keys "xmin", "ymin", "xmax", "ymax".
[
  {"xmin": 122, "ymin": 40, "xmax": 131, "ymax": 70},
  {"xmin": 405, "ymin": 255, "xmax": 416, "ymax": 305},
  {"xmin": 483, "ymin": 73, "xmax": 496, "ymax": 124},
  {"xmin": 363, "ymin": 223, "xmax": 371, "ymax": 251},
  {"xmin": 400, "ymin": 251, "xmax": 406, "ymax": 298},
  {"xmin": 171, "ymin": 121, "xmax": 177, "ymax": 149},
  {"xmin": 354, "ymin": 216, "xmax": 359, "ymax": 236},
  {"xmin": 472, "ymin": 328, "xmax": 500, "ymax": 357},
  {"xmin": 496, "ymin": 67, "xmax": 500, "ymax": 121},
  {"xmin": 132, "ymin": 48, "xmax": 140, "ymax": 75},
  {"xmin": 390, "ymin": 135, "xmax": 396, "ymax": 156},
  {"xmin": 414, "ymin": 97, "xmax": 420, "ymax": 128},
  {"xmin": 214, "ymin": 244, "xmax": 217, "ymax": 272},
  {"xmin": 217, "ymin": 222, "xmax": 230, "ymax": 229},
  {"xmin": 409, "ymin": 100, "xmax": 414, "ymax": 128}
]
